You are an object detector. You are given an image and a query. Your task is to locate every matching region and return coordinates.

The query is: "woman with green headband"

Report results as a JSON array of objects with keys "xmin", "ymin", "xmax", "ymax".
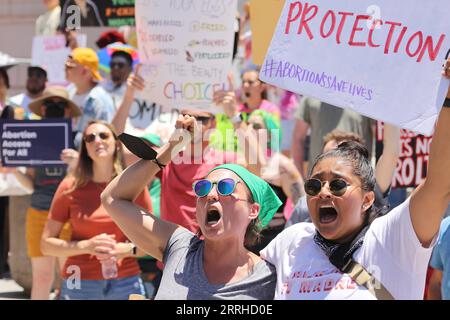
[{"xmin": 101, "ymin": 114, "xmax": 280, "ymax": 299}]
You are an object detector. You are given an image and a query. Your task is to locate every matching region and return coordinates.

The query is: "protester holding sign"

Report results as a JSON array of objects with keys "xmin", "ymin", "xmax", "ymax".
[
  {"xmin": 101, "ymin": 115, "xmax": 279, "ymax": 299},
  {"xmin": 260, "ymin": 61, "xmax": 450, "ymax": 300},
  {"xmin": 41, "ymin": 120, "xmax": 151, "ymax": 300},
  {"xmin": 1, "ymin": 86, "xmax": 80, "ymax": 300}
]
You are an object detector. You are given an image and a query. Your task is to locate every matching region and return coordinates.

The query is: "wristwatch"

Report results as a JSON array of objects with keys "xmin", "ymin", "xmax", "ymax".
[{"xmin": 230, "ymin": 112, "xmax": 243, "ymax": 124}]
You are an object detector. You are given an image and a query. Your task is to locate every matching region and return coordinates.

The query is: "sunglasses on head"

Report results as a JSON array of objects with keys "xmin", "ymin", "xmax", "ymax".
[
  {"xmin": 304, "ymin": 178, "xmax": 351, "ymax": 197},
  {"xmin": 193, "ymin": 178, "xmax": 241, "ymax": 197},
  {"xmin": 83, "ymin": 131, "xmax": 111, "ymax": 143}
]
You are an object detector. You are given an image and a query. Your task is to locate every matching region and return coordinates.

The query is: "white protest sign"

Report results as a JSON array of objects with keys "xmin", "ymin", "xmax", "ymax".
[
  {"xmin": 32, "ymin": 35, "xmax": 87, "ymax": 85},
  {"xmin": 135, "ymin": 0, "xmax": 237, "ymax": 112},
  {"xmin": 260, "ymin": 0, "xmax": 450, "ymax": 135}
]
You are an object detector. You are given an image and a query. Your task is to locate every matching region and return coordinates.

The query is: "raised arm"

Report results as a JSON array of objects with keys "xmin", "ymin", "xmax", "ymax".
[
  {"xmin": 410, "ymin": 60, "xmax": 450, "ymax": 247},
  {"xmin": 101, "ymin": 115, "xmax": 196, "ymax": 261},
  {"xmin": 375, "ymin": 123, "xmax": 401, "ymax": 193},
  {"xmin": 111, "ymin": 64, "xmax": 144, "ymax": 134}
]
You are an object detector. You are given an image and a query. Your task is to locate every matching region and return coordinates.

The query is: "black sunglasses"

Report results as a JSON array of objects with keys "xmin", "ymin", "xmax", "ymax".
[
  {"xmin": 83, "ymin": 131, "xmax": 111, "ymax": 143},
  {"xmin": 304, "ymin": 178, "xmax": 351, "ymax": 197},
  {"xmin": 44, "ymin": 100, "xmax": 67, "ymax": 109}
]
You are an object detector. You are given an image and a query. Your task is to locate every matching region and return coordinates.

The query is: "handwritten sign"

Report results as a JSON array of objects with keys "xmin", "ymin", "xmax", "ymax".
[
  {"xmin": 376, "ymin": 121, "xmax": 431, "ymax": 188},
  {"xmin": 250, "ymin": 0, "xmax": 286, "ymax": 66},
  {"xmin": 32, "ymin": 35, "xmax": 87, "ymax": 85},
  {"xmin": 135, "ymin": 0, "xmax": 237, "ymax": 112},
  {"xmin": 260, "ymin": 0, "xmax": 450, "ymax": 135},
  {"xmin": 0, "ymin": 120, "xmax": 72, "ymax": 167}
]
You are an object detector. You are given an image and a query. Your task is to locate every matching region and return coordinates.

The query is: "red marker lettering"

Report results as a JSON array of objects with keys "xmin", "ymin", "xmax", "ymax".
[
  {"xmin": 383, "ymin": 21, "xmax": 402, "ymax": 54},
  {"xmin": 320, "ymin": 10, "xmax": 336, "ymax": 38},
  {"xmin": 285, "ymin": 2, "xmax": 302, "ymax": 34},
  {"xmin": 349, "ymin": 15, "xmax": 371, "ymax": 46},
  {"xmin": 298, "ymin": 2, "xmax": 318, "ymax": 39},
  {"xmin": 336, "ymin": 11, "xmax": 354, "ymax": 44},
  {"xmin": 368, "ymin": 19, "xmax": 383, "ymax": 48}
]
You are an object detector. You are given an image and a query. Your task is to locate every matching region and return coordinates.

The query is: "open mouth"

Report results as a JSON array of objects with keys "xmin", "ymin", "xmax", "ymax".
[
  {"xmin": 206, "ymin": 208, "xmax": 222, "ymax": 226},
  {"xmin": 319, "ymin": 206, "xmax": 338, "ymax": 224}
]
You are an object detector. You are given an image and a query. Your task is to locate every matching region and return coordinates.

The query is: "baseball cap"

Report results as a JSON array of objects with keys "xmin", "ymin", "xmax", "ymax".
[{"xmin": 71, "ymin": 48, "xmax": 102, "ymax": 81}]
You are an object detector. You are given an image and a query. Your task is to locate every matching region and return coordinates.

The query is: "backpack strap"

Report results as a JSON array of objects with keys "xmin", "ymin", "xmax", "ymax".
[{"xmin": 342, "ymin": 260, "xmax": 395, "ymax": 300}]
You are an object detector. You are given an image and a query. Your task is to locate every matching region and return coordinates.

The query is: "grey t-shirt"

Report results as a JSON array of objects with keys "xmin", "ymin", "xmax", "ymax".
[{"xmin": 155, "ymin": 228, "xmax": 276, "ymax": 300}]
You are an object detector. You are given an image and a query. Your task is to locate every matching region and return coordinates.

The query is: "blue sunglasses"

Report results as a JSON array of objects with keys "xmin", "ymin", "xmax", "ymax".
[{"xmin": 193, "ymin": 178, "xmax": 241, "ymax": 197}]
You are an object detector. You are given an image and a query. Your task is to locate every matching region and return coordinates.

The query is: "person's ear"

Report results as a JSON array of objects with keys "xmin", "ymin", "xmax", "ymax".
[
  {"xmin": 362, "ymin": 190, "xmax": 375, "ymax": 212},
  {"xmin": 249, "ymin": 202, "xmax": 260, "ymax": 220}
]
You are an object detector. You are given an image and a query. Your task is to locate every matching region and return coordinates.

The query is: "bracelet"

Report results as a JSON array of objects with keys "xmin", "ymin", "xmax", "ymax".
[
  {"xmin": 152, "ymin": 157, "xmax": 166, "ymax": 170},
  {"xmin": 443, "ymin": 98, "xmax": 450, "ymax": 108}
]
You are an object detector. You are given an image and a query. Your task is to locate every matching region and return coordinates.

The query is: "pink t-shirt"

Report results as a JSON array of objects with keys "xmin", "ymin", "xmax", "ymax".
[
  {"xmin": 159, "ymin": 147, "xmax": 238, "ymax": 232},
  {"xmin": 238, "ymin": 99, "xmax": 280, "ymax": 118}
]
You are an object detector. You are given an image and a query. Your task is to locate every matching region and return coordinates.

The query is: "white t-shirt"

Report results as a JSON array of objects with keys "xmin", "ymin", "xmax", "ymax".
[{"xmin": 261, "ymin": 198, "xmax": 435, "ymax": 300}]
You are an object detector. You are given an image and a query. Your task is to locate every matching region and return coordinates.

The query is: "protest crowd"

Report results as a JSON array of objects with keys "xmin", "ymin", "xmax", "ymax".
[{"xmin": 0, "ymin": 0, "xmax": 449, "ymax": 301}]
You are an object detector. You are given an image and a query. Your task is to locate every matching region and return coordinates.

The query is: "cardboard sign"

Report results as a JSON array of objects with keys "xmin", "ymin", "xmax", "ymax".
[
  {"xmin": 376, "ymin": 121, "xmax": 432, "ymax": 188},
  {"xmin": 260, "ymin": 0, "xmax": 450, "ymax": 135},
  {"xmin": 250, "ymin": 0, "xmax": 286, "ymax": 66},
  {"xmin": 60, "ymin": 0, "xmax": 135, "ymax": 28},
  {"xmin": 0, "ymin": 120, "xmax": 73, "ymax": 167},
  {"xmin": 31, "ymin": 35, "xmax": 87, "ymax": 85},
  {"xmin": 135, "ymin": 0, "xmax": 237, "ymax": 112}
]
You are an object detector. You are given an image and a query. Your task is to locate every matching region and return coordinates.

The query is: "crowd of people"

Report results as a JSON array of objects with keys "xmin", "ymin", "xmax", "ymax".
[{"xmin": 0, "ymin": 0, "xmax": 449, "ymax": 300}]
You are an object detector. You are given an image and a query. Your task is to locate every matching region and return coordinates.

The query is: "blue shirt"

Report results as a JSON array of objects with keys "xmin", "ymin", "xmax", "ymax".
[
  {"xmin": 430, "ymin": 213, "xmax": 450, "ymax": 300},
  {"xmin": 69, "ymin": 84, "xmax": 115, "ymax": 148}
]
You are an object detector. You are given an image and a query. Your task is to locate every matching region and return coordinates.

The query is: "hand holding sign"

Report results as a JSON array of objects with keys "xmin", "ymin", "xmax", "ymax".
[
  {"xmin": 213, "ymin": 74, "xmax": 238, "ymax": 118},
  {"xmin": 124, "ymin": 64, "xmax": 145, "ymax": 101}
]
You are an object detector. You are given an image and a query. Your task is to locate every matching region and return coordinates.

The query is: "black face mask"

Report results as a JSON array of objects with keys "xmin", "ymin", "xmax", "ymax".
[{"xmin": 44, "ymin": 101, "xmax": 67, "ymax": 118}]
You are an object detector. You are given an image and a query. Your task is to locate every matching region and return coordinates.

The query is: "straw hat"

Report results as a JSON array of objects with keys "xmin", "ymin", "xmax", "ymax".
[{"xmin": 28, "ymin": 86, "xmax": 81, "ymax": 118}]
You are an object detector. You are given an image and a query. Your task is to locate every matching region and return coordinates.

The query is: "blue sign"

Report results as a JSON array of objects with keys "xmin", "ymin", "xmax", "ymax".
[{"xmin": 0, "ymin": 119, "xmax": 73, "ymax": 167}]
